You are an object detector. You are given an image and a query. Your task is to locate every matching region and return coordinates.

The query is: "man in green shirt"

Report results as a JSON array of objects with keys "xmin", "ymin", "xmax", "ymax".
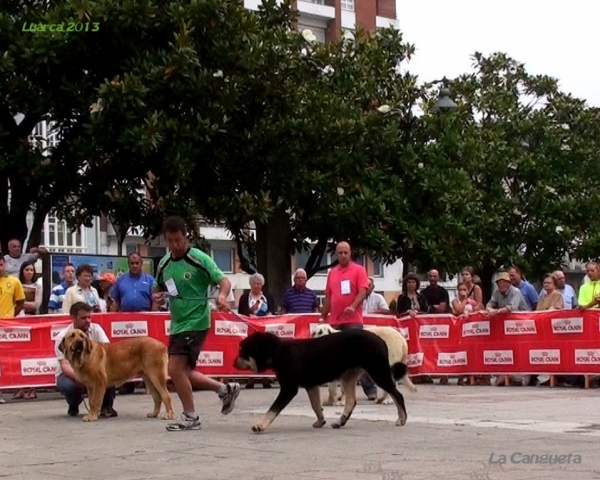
[{"xmin": 153, "ymin": 216, "xmax": 240, "ymax": 431}]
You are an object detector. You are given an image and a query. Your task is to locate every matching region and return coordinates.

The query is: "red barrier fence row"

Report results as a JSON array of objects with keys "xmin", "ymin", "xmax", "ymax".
[{"xmin": 1, "ymin": 309, "xmax": 600, "ymax": 388}]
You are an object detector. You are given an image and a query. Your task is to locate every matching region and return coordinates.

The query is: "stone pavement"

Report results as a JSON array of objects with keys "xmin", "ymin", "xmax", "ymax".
[{"xmin": 1, "ymin": 383, "xmax": 600, "ymax": 480}]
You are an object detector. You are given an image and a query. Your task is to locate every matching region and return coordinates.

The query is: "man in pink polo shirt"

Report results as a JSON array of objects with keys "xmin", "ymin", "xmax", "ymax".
[{"xmin": 319, "ymin": 241, "xmax": 377, "ymax": 399}]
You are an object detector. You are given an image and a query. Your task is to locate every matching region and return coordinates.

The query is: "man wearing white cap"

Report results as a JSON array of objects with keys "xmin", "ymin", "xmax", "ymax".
[
  {"xmin": 485, "ymin": 271, "xmax": 529, "ymax": 386},
  {"xmin": 485, "ymin": 271, "xmax": 529, "ymax": 315}
]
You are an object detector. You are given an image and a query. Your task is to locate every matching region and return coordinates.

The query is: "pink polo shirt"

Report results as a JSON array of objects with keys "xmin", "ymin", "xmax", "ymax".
[{"xmin": 325, "ymin": 261, "xmax": 370, "ymax": 326}]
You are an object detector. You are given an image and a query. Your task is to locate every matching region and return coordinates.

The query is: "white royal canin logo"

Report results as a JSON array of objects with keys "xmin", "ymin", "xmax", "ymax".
[
  {"xmin": 529, "ymin": 349, "xmax": 560, "ymax": 365},
  {"xmin": 164, "ymin": 320, "xmax": 171, "ymax": 336},
  {"xmin": 0, "ymin": 326, "xmax": 31, "ymax": 342},
  {"xmin": 437, "ymin": 351, "xmax": 468, "ymax": 367},
  {"xmin": 50, "ymin": 325, "xmax": 66, "ymax": 341},
  {"xmin": 574, "ymin": 349, "xmax": 600, "ymax": 365},
  {"xmin": 214, "ymin": 320, "xmax": 248, "ymax": 337},
  {"xmin": 309, "ymin": 323, "xmax": 320, "ymax": 335},
  {"xmin": 419, "ymin": 324, "xmax": 450, "ymax": 339},
  {"xmin": 504, "ymin": 319, "xmax": 537, "ymax": 335},
  {"xmin": 21, "ymin": 358, "xmax": 59, "ymax": 376},
  {"xmin": 196, "ymin": 351, "xmax": 224, "ymax": 367},
  {"xmin": 483, "ymin": 350, "xmax": 514, "ymax": 365},
  {"xmin": 265, "ymin": 323, "xmax": 296, "ymax": 338},
  {"xmin": 407, "ymin": 352, "xmax": 424, "ymax": 367},
  {"xmin": 111, "ymin": 321, "xmax": 148, "ymax": 338},
  {"xmin": 462, "ymin": 321, "xmax": 491, "ymax": 337},
  {"xmin": 551, "ymin": 317, "xmax": 583, "ymax": 334}
]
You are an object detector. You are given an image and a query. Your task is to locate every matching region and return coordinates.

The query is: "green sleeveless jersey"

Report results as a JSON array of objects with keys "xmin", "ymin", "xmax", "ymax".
[{"xmin": 154, "ymin": 247, "xmax": 225, "ymax": 334}]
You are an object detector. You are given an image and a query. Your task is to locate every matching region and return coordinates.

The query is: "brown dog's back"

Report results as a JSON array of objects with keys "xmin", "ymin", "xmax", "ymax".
[{"xmin": 100, "ymin": 337, "xmax": 168, "ymax": 387}]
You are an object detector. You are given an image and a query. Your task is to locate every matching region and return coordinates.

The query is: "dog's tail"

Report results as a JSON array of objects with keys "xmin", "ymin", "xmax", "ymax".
[{"xmin": 391, "ymin": 362, "xmax": 417, "ymax": 393}]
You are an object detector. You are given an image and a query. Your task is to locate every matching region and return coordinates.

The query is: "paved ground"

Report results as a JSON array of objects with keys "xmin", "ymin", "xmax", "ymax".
[{"xmin": 1, "ymin": 383, "xmax": 600, "ymax": 480}]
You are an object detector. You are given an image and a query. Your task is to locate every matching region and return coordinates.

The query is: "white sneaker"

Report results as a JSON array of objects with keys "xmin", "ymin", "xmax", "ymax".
[{"xmin": 166, "ymin": 413, "xmax": 201, "ymax": 432}]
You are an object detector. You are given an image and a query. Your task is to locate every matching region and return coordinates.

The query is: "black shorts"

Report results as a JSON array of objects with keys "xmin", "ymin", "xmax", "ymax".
[{"xmin": 168, "ymin": 330, "xmax": 209, "ymax": 369}]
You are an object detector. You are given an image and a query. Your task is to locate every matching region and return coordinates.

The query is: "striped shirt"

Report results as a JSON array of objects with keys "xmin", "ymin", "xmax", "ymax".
[
  {"xmin": 48, "ymin": 281, "xmax": 74, "ymax": 312},
  {"xmin": 280, "ymin": 286, "xmax": 319, "ymax": 314}
]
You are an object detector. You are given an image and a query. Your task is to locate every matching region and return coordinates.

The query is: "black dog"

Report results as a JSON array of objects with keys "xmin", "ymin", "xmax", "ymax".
[{"xmin": 234, "ymin": 329, "xmax": 408, "ymax": 432}]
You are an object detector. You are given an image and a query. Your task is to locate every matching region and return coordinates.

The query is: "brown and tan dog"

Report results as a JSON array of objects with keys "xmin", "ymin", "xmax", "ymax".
[{"xmin": 58, "ymin": 329, "xmax": 175, "ymax": 422}]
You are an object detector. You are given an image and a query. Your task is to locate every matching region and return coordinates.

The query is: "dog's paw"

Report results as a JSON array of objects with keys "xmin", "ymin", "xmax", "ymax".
[
  {"xmin": 334, "ymin": 401, "xmax": 344, "ymax": 406},
  {"xmin": 312, "ymin": 419, "xmax": 326, "ymax": 428},
  {"xmin": 382, "ymin": 399, "xmax": 394, "ymax": 405},
  {"xmin": 396, "ymin": 412, "xmax": 407, "ymax": 426},
  {"xmin": 331, "ymin": 422, "xmax": 342, "ymax": 429},
  {"xmin": 251, "ymin": 423, "xmax": 265, "ymax": 433},
  {"xmin": 322, "ymin": 399, "xmax": 334, "ymax": 406},
  {"xmin": 146, "ymin": 412, "xmax": 159, "ymax": 418},
  {"xmin": 82, "ymin": 414, "xmax": 97, "ymax": 423},
  {"xmin": 161, "ymin": 412, "xmax": 175, "ymax": 420}
]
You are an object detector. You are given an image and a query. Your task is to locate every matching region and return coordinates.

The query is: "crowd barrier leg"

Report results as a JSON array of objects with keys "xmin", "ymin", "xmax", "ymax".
[
  {"xmin": 585, "ymin": 375, "xmax": 591, "ymax": 389},
  {"xmin": 550, "ymin": 375, "xmax": 556, "ymax": 387}
]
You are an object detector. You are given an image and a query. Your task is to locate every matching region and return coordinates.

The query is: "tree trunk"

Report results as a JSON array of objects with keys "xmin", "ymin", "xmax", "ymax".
[
  {"xmin": 26, "ymin": 207, "xmax": 48, "ymax": 250},
  {"xmin": 255, "ymin": 207, "xmax": 293, "ymax": 309},
  {"xmin": 480, "ymin": 263, "xmax": 497, "ymax": 304}
]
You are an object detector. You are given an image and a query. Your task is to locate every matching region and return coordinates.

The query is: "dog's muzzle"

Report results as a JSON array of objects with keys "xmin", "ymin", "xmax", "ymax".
[
  {"xmin": 234, "ymin": 356, "xmax": 258, "ymax": 373},
  {"xmin": 70, "ymin": 340, "xmax": 84, "ymax": 356}
]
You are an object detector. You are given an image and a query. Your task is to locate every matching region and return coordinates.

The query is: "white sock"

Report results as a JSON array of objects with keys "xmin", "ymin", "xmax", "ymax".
[{"xmin": 183, "ymin": 411, "xmax": 197, "ymax": 419}]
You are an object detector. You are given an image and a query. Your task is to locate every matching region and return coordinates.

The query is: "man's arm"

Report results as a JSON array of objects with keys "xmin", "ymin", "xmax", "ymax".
[
  {"xmin": 486, "ymin": 291, "xmax": 499, "ymax": 310},
  {"xmin": 578, "ymin": 286, "xmax": 596, "ymax": 309},
  {"xmin": 13, "ymin": 279, "xmax": 25, "ymax": 316},
  {"xmin": 320, "ymin": 296, "xmax": 331, "ymax": 322},
  {"xmin": 59, "ymin": 360, "xmax": 83, "ymax": 385},
  {"xmin": 110, "ymin": 278, "xmax": 121, "ymax": 312},
  {"xmin": 527, "ymin": 285, "xmax": 539, "ymax": 310},
  {"xmin": 438, "ymin": 289, "xmax": 450, "ymax": 313},
  {"xmin": 350, "ymin": 268, "xmax": 369, "ymax": 310}
]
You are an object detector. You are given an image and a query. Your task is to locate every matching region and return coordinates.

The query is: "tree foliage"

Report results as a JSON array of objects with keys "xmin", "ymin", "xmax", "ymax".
[
  {"xmin": 438, "ymin": 52, "xmax": 600, "ymax": 292},
  {"xmin": 4, "ymin": 0, "xmax": 600, "ymax": 304}
]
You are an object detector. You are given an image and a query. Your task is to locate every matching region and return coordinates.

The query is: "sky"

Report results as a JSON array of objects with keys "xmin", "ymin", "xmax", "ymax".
[{"xmin": 396, "ymin": 0, "xmax": 600, "ymax": 107}]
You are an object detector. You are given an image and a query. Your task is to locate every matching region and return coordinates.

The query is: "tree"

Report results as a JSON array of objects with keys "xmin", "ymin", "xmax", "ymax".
[
  {"xmin": 437, "ymin": 52, "xmax": 600, "ymax": 298},
  {"xmin": 84, "ymin": 0, "xmax": 429, "ymax": 304},
  {"xmin": 0, "ymin": 0, "xmax": 167, "ymax": 252}
]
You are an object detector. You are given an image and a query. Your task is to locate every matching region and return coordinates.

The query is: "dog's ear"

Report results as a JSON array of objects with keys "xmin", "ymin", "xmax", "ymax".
[
  {"xmin": 83, "ymin": 336, "xmax": 93, "ymax": 354},
  {"xmin": 58, "ymin": 337, "xmax": 66, "ymax": 354}
]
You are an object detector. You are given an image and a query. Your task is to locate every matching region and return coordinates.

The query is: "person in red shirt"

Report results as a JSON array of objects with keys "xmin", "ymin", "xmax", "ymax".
[{"xmin": 319, "ymin": 241, "xmax": 377, "ymax": 400}]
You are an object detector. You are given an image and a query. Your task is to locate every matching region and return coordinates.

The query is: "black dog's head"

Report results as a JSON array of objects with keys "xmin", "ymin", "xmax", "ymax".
[
  {"xmin": 234, "ymin": 332, "xmax": 280, "ymax": 373},
  {"xmin": 58, "ymin": 329, "xmax": 92, "ymax": 363}
]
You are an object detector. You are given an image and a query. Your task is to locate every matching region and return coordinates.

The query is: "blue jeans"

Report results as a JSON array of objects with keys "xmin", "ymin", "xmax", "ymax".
[
  {"xmin": 335, "ymin": 323, "xmax": 378, "ymax": 397},
  {"xmin": 56, "ymin": 373, "xmax": 116, "ymax": 410}
]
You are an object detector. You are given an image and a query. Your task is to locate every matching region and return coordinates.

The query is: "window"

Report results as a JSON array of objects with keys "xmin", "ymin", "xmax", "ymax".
[
  {"xmin": 42, "ymin": 215, "xmax": 85, "ymax": 252},
  {"xmin": 212, "ymin": 248, "xmax": 233, "ymax": 273},
  {"xmin": 315, "ymin": 291, "xmax": 326, "ymax": 308},
  {"xmin": 341, "ymin": 0, "xmax": 354, "ymax": 11},
  {"xmin": 294, "ymin": 249, "xmax": 332, "ymax": 276},
  {"xmin": 149, "ymin": 247, "xmax": 167, "ymax": 258},
  {"xmin": 125, "ymin": 245, "xmax": 138, "ymax": 255},
  {"xmin": 373, "ymin": 258, "xmax": 384, "ymax": 277},
  {"xmin": 353, "ymin": 255, "xmax": 366, "ymax": 267}
]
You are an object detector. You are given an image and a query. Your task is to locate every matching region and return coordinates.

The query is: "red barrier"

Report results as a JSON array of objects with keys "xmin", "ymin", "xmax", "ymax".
[{"xmin": 1, "ymin": 309, "xmax": 599, "ymax": 388}]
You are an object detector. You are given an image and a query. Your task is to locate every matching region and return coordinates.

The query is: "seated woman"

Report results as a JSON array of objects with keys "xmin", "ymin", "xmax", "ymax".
[
  {"xmin": 395, "ymin": 273, "xmax": 429, "ymax": 383},
  {"xmin": 395, "ymin": 273, "xmax": 428, "ymax": 317},
  {"xmin": 536, "ymin": 273, "xmax": 564, "ymax": 310},
  {"xmin": 237, "ymin": 273, "xmax": 275, "ymax": 389}
]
